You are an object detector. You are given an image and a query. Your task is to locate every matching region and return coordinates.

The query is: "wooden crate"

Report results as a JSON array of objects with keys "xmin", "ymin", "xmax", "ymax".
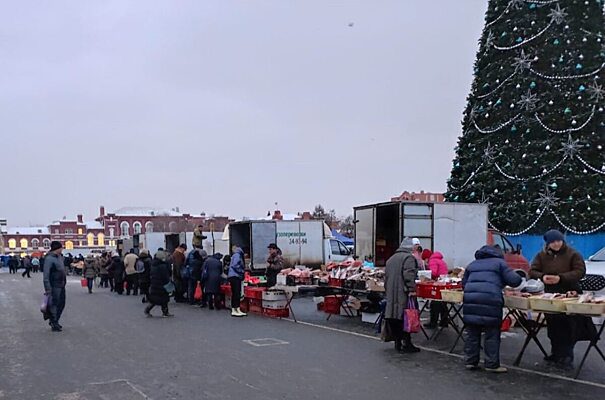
[
  {"xmin": 504, "ymin": 295, "xmax": 531, "ymax": 310},
  {"xmin": 565, "ymin": 301, "xmax": 605, "ymax": 316},
  {"xmin": 440, "ymin": 290, "xmax": 463, "ymax": 303},
  {"xmin": 529, "ymin": 296, "xmax": 573, "ymax": 313}
]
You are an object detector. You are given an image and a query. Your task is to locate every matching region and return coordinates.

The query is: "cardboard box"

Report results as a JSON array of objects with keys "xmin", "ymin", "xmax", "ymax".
[{"xmin": 362, "ymin": 312, "xmax": 381, "ymax": 324}]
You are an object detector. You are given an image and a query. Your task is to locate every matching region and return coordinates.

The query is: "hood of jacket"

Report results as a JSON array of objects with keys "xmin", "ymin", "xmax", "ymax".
[
  {"xmin": 430, "ymin": 252, "xmax": 444, "ymax": 260},
  {"xmin": 474, "ymin": 245, "xmax": 504, "ymax": 260}
]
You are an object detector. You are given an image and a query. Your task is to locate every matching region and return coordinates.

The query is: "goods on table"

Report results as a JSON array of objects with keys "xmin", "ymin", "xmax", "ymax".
[
  {"xmin": 440, "ymin": 289, "xmax": 463, "ymax": 303},
  {"xmin": 565, "ymin": 293, "xmax": 605, "ymax": 315},
  {"xmin": 503, "ymin": 290, "xmax": 533, "ymax": 310},
  {"xmin": 277, "ymin": 266, "xmax": 314, "ymax": 285},
  {"xmin": 327, "ymin": 261, "xmax": 385, "ymax": 292},
  {"xmin": 529, "ymin": 293, "xmax": 578, "ymax": 313},
  {"xmin": 416, "ymin": 279, "xmax": 462, "ymax": 300}
]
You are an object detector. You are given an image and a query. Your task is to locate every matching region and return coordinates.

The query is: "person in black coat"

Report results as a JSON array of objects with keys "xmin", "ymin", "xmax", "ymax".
[
  {"xmin": 144, "ymin": 250, "xmax": 173, "ymax": 317},
  {"xmin": 462, "ymin": 245, "xmax": 522, "ymax": 373},
  {"xmin": 108, "ymin": 255, "xmax": 125, "ymax": 295},
  {"xmin": 188, "ymin": 249, "xmax": 207, "ymax": 305},
  {"xmin": 201, "ymin": 253, "xmax": 224, "ymax": 310},
  {"xmin": 138, "ymin": 250, "xmax": 153, "ymax": 303}
]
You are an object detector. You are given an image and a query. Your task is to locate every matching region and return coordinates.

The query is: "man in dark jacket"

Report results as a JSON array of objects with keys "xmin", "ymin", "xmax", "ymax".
[
  {"xmin": 8, "ymin": 256, "xmax": 18, "ymax": 274},
  {"xmin": 529, "ymin": 229, "xmax": 586, "ymax": 369},
  {"xmin": 172, "ymin": 244, "xmax": 188, "ymax": 303},
  {"xmin": 43, "ymin": 241, "xmax": 67, "ymax": 332},
  {"xmin": 462, "ymin": 245, "xmax": 522, "ymax": 372},
  {"xmin": 265, "ymin": 243, "xmax": 285, "ymax": 288},
  {"xmin": 145, "ymin": 250, "xmax": 173, "ymax": 317},
  {"xmin": 201, "ymin": 253, "xmax": 224, "ymax": 309},
  {"xmin": 384, "ymin": 238, "xmax": 420, "ymax": 353}
]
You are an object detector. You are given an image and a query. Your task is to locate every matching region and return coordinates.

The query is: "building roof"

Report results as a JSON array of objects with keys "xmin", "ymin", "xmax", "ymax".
[
  {"xmin": 84, "ymin": 221, "xmax": 104, "ymax": 229},
  {"xmin": 111, "ymin": 207, "xmax": 191, "ymax": 217},
  {"xmin": 6, "ymin": 227, "xmax": 50, "ymax": 235}
]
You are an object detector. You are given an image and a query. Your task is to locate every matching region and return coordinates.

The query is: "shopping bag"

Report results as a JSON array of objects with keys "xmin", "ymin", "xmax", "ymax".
[
  {"xmin": 403, "ymin": 297, "xmax": 420, "ymax": 333},
  {"xmin": 80, "ymin": 278, "xmax": 88, "ymax": 288},
  {"xmin": 40, "ymin": 293, "xmax": 52, "ymax": 321},
  {"xmin": 163, "ymin": 281, "xmax": 175, "ymax": 294},
  {"xmin": 380, "ymin": 318, "xmax": 395, "ymax": 342},
  {"xmin": 194, "ymin": 282, "xmax": 203, "ymax": 301}
]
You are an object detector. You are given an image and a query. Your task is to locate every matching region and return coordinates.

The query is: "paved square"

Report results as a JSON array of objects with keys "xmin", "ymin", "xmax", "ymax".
[{"xmin": 243, "ymin": 338, "xmax": 290, "ymax": 347}]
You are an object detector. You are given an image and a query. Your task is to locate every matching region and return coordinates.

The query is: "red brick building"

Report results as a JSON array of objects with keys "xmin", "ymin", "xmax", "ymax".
[
  {"xmin": 2, "ymin": 213, "xmax": 105, "ymax": 254},
  {"xmin": 1, "ymin": 207, "xmax": 232, "ymax": 255},
  {"xmin": 95, "ymin": 206, "xmax": 232, "ymax": 243},
  {"xmin": 391, "ymin": 191, "xmax": 445, "ymax": 203}
]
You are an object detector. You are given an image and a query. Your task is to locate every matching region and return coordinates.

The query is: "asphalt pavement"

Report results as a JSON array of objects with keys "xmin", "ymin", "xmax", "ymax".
[{"xmin": 0, "ymin": 270, "xmax": 604, "ymax": 400}]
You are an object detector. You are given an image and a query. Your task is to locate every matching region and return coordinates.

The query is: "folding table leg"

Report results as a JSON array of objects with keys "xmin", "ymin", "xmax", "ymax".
[
  {"xmin": 286, "ymin": 294, "xmax": 297, "ymax": 323},
  {"xmin": 449, "ymin": 324, "xmax": 466, "ymax": 353},
  {"xmin": 418, "ymin": 300, "xmax": 430, "ymax": 340},
  {"xmin": 513, "ymin": 313, "xmax": 547, "ymax": 366},
  {"xmin": 574, "ymin": 323, "xmax": 605, "ymax": 379}
]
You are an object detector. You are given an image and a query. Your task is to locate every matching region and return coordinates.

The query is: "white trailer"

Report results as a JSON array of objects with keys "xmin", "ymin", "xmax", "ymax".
[
  {"xmin": 135, "ymin": 231, "xmax": 229, "ymax": 256},
  {"xmin": 228, "ymin": 220, "xmax": 351, "ymax": 271},
  {"xmin": 354, "ymin": 201, "xmax": 489, "ymax": 269}
]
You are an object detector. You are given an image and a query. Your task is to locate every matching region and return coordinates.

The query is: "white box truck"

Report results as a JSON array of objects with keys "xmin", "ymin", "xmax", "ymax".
[
  {"xmin": 228, "ymin": 220, "xmax": 351, "ymax": 271},
  {"xmin": 134, "ymin": 231, "xmax": 229, "ymax": 256},
  {"xmin": 354, "ymin": 201, "xmax": 530, "ymax": 271}
]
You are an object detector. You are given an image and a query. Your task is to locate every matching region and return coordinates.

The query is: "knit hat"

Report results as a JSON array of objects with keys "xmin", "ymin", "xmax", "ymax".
[
  {"xmin": 50, "ymin": 241, "xmax": 63, "ymax": 251},
  {"xmin": 400, "ymin": 237, "xmax": 414, "ymax": 250},
  {"xmin": 421, "ymin": 249, "xmax": 433, "ymax": 261},
  {"xmin": 543, "ymin": 229, "xmax": 565, "ymax": 244},
  {"xmin": 155, "ymin": 250, "xmax": 168, "ymax": 262}
]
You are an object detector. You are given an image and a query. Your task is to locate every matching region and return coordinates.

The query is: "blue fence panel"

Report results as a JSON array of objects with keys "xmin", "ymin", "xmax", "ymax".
[{"xmin": 507, "ymin": 233, "xmax": 605, "ymax": 261}]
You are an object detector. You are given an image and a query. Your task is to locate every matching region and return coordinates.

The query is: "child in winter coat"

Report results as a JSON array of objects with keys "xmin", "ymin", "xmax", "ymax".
[
  {"xmin": 462, "ymin": 245, "xmax": 522, "ymax": 373},
  {"xmin": 424, "ymin": 252, "xmax": 449, "ymax": 329}
]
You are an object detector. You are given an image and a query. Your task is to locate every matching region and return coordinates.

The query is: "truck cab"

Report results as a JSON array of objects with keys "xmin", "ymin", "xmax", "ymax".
[
  {"xmin": 326, "ymin": 238, "xmax": 352, "ymax": 264},
  {"xmin": 486, "ymin": 230, "xmax": 530, "ymax": 273}
]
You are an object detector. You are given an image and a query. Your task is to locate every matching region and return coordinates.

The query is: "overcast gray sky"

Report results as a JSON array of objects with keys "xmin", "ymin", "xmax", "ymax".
[{"xmin": 1, "ymin": 1, "xmax": 488, "ymax": 226}]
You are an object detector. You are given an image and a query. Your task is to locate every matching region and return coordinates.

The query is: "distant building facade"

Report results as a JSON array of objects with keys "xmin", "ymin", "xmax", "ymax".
[
  {"xmin": 95, "ymin": 206, "xmax": 231, "ymax": 240},
  {"xmin": 391, "ymin": 191, "xmax": 445, "ymax": 203},
  {"xmin": 2, "ymin": 206, "xmax": 233, "ymax": 255},
  {"xmin": 2, "ymin": 214, "xmax": 104, "ymax": 255}
]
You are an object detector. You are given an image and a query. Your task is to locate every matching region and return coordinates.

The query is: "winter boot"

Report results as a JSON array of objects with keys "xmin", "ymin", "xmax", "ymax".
[
  {"xmin": 232, "ymin": 308, "xmax": 244, "ymax": 317},
  {"xmin": 237, "ymin": 307, "xmax": 247, "ymax": 316}
]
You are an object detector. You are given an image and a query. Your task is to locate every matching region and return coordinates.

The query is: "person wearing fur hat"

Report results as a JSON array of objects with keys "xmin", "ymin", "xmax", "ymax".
[
  {"xmin": 529, "ymin": 229, "xmax": 586, "ymax": 370},
  {"xmin": 384, "ymin": 237, "xmax": 420, "ymax": 353}
]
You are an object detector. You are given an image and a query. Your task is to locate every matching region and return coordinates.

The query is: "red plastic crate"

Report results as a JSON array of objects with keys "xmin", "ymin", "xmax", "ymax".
[
  {"xmin": 244, "ymin": 286, "xmax": 266, "ymax": 300},
  {"xmin": 328, "ymin": 277, "xmax": 345, "ymax": 287},
  {"xmin": 323, "ymin": 295, "xmax": 343, "ymax": 314},
  {"xmin": 263, "ymin": 308, "xmax": 289, "ymax": 318},
  {"xmin": 220, "ymin": 284, "xmax": 232, "ymax": 296},
  {"xmin": 239, "ymin": 299, "xmax": 249, "ymax": 313},
  {"xmin": 416, "ymin": 282, "xmax": 462, "ymax": 300},
  {"xmin": 248, "ymin": 298, "xmax": 263, "ymax": 314}
]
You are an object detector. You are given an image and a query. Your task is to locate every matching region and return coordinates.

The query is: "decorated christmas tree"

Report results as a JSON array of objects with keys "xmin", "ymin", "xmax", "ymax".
[{"xmin": 446, "ymin": 0, "xmax": 605, "ymax": 236}]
